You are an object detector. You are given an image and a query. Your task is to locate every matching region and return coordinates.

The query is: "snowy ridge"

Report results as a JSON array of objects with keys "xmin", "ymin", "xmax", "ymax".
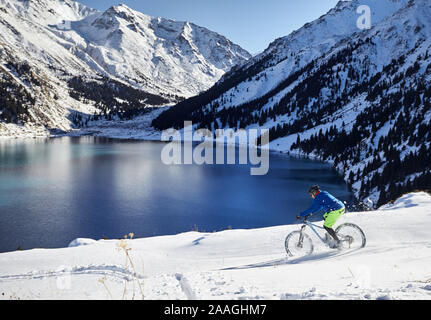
[
  {"xmin": 0, "ymin": 192, "xmax": 430, "ymax": 299},
  {"xmin": 0, "ymin": 0, "xmax": 96, "ymax": 25},
  {"xmin": 213, "ymin": 0, "xmax": 410, "ymax": 108},
  {"xmin": 63, "ymin": 4, "xmax": 251, "ymax": 98}
]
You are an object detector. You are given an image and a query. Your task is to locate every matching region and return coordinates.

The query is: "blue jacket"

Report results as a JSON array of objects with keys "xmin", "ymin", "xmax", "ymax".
[{"xmin": 300, "ymin": 191, "xmax": 345, "ymax": 217}]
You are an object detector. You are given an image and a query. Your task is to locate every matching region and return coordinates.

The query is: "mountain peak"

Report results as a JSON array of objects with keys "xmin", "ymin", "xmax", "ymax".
[
  {"xmin": 105, "ymin": 3, "xmax": 154, "ymax": 19},
  {"xmin": 107, "ymin": 3, "xmax": 135, "ymax": 14}
]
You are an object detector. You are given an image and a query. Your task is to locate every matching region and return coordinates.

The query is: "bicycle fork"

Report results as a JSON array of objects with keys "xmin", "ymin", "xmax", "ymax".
[{"xmin": 297, "ymin": 225, "xmax": 307, "ymax": 248}]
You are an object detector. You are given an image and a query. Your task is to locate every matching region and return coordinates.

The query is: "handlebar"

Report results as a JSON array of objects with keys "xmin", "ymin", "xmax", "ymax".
[
  {"xmin": 298, "ymin": 213, "xmax": 313, "ymax": 222},
  {"xmin": 304, "ymin": 213, "xmax": 312, "ymax": 222}
]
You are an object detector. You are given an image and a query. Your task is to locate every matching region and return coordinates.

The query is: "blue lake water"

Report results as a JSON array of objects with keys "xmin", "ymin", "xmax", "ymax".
[{"xmin": 0, "ymin": 136, "xmax": 354, "ymax": 252}]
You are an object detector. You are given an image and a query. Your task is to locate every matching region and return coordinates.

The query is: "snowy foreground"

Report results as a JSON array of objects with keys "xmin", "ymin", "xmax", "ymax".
[{"xmin": 0, "ymin": 192, "xmax": 431, "ymax": 300}]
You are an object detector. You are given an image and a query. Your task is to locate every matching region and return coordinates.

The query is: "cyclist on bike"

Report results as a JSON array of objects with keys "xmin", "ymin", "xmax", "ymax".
[{"xmin": 296, "ymin": 185, "xmax": 345, "ymax": 248}]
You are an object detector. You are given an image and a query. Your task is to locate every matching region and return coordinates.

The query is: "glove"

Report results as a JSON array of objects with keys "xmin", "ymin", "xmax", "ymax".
[{"xmin": 296, "ymin": 215, "xmax": 301, "ymax": 220}]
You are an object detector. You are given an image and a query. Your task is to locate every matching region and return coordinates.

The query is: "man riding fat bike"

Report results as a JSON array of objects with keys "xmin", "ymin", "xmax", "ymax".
[{"xmin": 296, "ymin": 185, "xmax": 345, "ymax": 248}]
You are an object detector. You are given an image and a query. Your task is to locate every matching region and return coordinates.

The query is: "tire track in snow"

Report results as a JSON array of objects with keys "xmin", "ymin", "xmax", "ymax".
[
  {"xmin": 0, "ymin": 264, "xmax": 145, "ymax": 282},
  {"xmin": 175, "ymin": 273, "xmax": 197, "ymax": 300}
]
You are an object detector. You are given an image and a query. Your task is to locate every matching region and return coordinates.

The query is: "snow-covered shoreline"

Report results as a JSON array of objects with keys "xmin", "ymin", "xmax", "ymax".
[{"xmin": 0, "ymin": 192, "xmax": 430, "ymax": 300}]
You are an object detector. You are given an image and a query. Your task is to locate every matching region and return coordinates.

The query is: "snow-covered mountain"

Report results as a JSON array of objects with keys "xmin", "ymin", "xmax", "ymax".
[
  {"xmin": 0, "ymin": 0, "xmax": 250, "ymax": 136},
  {"xmin": 153, "ymin": 0, "xmax": 431, "ymax": 207},
  {"xmin": 1, "ymin": 192, "xmax": 431, "ymax": 299},
  {"xmin": 57, "ymin": 3, "xmax": 251, "ymax": 98}
]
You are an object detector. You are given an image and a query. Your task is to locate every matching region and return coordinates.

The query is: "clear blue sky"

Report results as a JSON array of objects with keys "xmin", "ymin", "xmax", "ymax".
[{"xmin": 79, "ymin": 0, "xmax": 340, "ymax": 54}]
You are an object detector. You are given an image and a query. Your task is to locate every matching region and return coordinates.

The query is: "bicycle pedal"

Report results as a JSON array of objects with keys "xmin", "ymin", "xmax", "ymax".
[{"xmin": 328, "ymin": 241, "xmax": 341, "ymax": 249}]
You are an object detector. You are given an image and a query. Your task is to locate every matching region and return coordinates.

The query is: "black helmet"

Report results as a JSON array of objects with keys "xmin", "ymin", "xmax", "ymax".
[{"xmin": 308, "ymin": 185, "xmax": 320, "ymax": 196}]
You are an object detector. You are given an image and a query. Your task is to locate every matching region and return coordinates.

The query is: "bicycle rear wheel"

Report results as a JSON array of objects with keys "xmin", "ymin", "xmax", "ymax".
[
  {"xmin": 335, "ymin": 223, "xmax": 366, "ymax": 250},
  {"xmin": 285, "ymin": 231, "xmax": 314, "ymax": 257}
]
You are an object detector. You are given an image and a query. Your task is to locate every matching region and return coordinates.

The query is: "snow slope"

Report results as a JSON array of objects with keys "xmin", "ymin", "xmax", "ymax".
[{"xmin": 0, "ymin": 192, "xmax": 430, "ymax": 300}]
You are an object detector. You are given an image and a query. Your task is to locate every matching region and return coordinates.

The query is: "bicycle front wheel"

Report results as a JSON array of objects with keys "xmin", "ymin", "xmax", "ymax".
[
  {"xmin": 285, "ymin": 231, "xmax": 314, "ymax": 257},
  {"xmin": 335, "ymin": 223, "xmax": 366, "ymax": 250}
]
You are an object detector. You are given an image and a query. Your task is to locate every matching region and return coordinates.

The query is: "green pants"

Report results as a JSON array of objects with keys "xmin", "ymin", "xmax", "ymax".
[{"xmin": 323, "ymin": 208, "xmax": 345, "ymax": 228}]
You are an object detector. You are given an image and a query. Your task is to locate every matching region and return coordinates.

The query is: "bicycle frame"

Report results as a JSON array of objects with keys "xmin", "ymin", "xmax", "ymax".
[{"xmin": 301, "ymin": 220, "xmax": 328, "ymax": 245}]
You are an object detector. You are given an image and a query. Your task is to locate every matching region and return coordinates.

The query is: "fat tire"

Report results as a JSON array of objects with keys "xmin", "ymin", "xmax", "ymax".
[
  {"xmin": 285, "ymin": 231, "xmax": 314, "ymax": 257},
  {"xmin": 335, "ymin": 223, "xmax": 366, "ymax": 249}
]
